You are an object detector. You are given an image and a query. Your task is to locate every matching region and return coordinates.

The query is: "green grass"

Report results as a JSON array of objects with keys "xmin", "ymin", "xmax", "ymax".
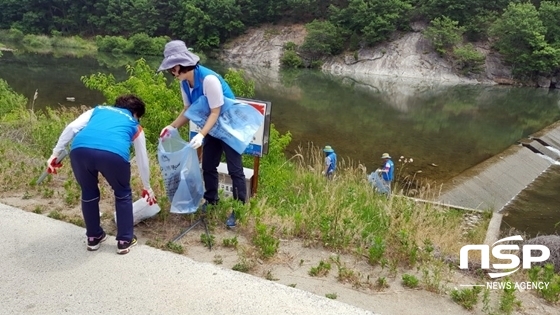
[
  {"xmin": 402, "ymin": 274, "xmax": 419, "ymax": 288},
  {"xmin": 309, "ymin": 260, "xmax": 331, "ymax": 277},
  {"xmin": 450, "ymin": 286, "xmax": 481, "ymax": 310},
  {"xmin": 528, "ymin": 264, "xmax": 560, "ymax": 303},
  {"xmin": 164, "ymin": 241, "xmax": 184, "ymax": 254},
  {"xmin": 325, "ymin": 293, "xmax": 337, "ymax": 299}
]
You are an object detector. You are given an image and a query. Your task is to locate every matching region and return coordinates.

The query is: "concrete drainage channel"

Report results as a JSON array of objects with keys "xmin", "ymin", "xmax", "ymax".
[{"xmin": 435, "ymin": 120, "xmax": 560, "ymax": 244}]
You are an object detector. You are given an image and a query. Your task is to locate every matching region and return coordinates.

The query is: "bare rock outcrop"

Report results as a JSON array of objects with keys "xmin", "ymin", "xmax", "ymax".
[
  {"xmin": 220, "ymin": 24, "xmax": 518, "ymax": 85},
  {"xmin": 220, "ymin": 24, "xmax": 306, "ymax": 69}
]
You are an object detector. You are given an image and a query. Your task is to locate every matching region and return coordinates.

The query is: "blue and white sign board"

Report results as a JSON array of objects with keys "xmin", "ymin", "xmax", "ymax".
[
  {"xmin": 189, "ymin": 97, "xmax": 272, "ymax": 157},
  {"xmin": 217, "ymin": 162, "xmax": 254, "ymax": 199}
]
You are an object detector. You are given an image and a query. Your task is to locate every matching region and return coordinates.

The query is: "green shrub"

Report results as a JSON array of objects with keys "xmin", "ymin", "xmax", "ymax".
[
  {"xmin": 51, "ymin": 36, "xmax": 93, "ymax": 49},
  {"xmin": 8, "ymin": 28, "xmax": 24, "ymax": 42},
  {"xmin": 368, "ymin": 236, "xmax": 386, "ymax": 265},
  {"xmin": 452, "ymin": 44, "xmax": 486, "ymax": 74},
  {"xmin": 96, "ymin": 35, "xmax": 129, "ymax": 53},
  {"xmin": 126, "ymin": 33, "xmax": 155, "ymax": 55},
  {"xmin": 96, "ymin": 34, "xmax": 169, "ymax": 56},
  {"xmin": 348, "ymin": 32, "xmax": 361, "ymax": 51},
  {"xmin": 151, "ymin": 36, "xmax": 171, "ymax": 54},
  {"xmin": 281, "ymin": 50, "xmax": 303, "ymax": 68},
  {"xmin": 309, "ymin": 260, "xmax": 331, "ymax": 277},
  {"xmin": 450, "ymin": 286, "xmax": 482, "ymax": 310},
  {"xmin": 499, "ymin": 278, "xmax": 521, "ymax": 314},
  {"xmin": 424, "ymin": 16, "xmax": 464, "ymax": 56},
  {"xmin": 224, "ymin": 69, "xmax": 255, "ymax": 99},
  {"xmin": 284, "ymin": 42, "xmax": 298, "ymax": 51},
  {"xmin": 528, "ymin": 264, "xmax": 560, "ymax": 303},
  {"xmin": 310, "ymin": 60, "xmax": 323, "ymax": 69},
  {"xmin": 300, "ymin": 20, "xmax": 344, "ymax": 60},
  {"xmin": 252, "ymin": 222, "xmax": 279, "ymax": 259},
  {"xmin": 401, "ymin": 274, "xmax": 419, "ymax": 288},
  {"xmin": 21, "ymin": 34, "xmax": 52, "ymax": 48},
  {"xmin": 0, "ymin": 79, "xmax": 27, "ymax": 117}
]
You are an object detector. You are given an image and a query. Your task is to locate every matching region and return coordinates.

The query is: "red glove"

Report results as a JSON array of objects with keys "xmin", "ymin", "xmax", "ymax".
[
  {"xmin": 142, "ymin": 188, "xmax": 157, "ymax": 205},
  {"xmin": 47, "ymin": 155, "xmax": 63, "ymax": 174},
  {"xmin": 159, "ymin": 125, "xmax": 176, "ymax": 139}
]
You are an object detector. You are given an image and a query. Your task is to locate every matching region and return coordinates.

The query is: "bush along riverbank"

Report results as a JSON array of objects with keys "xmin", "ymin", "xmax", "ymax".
[
  {"xmin": 0, "ymin": 61, "xmax": 559, "ymax": 312},
  {"xmin": 0, "ymin": 29, "xmax": 196, "ymax": 58}
]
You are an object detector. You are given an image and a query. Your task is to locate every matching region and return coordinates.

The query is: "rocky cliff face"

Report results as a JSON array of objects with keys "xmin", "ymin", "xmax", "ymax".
[
  {"xmin": 220, "ymin": 24, "xmax": 307, "ymax": 70},
  {"xmin": 220, "ymin": 24, "xmax": 515, "ymax": 85}
]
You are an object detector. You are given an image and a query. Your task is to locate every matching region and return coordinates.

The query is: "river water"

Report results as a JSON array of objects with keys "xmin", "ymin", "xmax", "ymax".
[{"xmin": 1, "ymin": 49, "xmax": 559, "ymax": 237}]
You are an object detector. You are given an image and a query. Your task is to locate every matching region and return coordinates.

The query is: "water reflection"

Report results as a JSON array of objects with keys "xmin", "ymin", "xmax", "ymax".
[
  {"xmin": 0, "ymin": 50, "xmax": 161, "ymax": 108},
  {"xmin": 238, "ymin": 65, "xmax": 560, "ymax": 180},
  {"xmin": 502, "ymin": 165, "xmax": 560, "ymax": 237}
]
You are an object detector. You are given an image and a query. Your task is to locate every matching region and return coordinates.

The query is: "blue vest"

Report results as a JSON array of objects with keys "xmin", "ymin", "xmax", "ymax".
[
  {"xmin": 182, "ymin": 65, "xmax": 235, "ymax": 104},
  {"xmin": 327, "ymin": 152, "xmax": 337, "ymax": 173},
  {"xmin": 382, "ymin": 159, "xmax": 394, "ymax": 181},
  {"xmin": 71, "ymin": 106, "xmax": 138, "ymax": 161}
]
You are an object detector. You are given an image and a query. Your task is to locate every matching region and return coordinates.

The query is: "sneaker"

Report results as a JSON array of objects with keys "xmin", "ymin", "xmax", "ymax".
[
  {"xmin": 117, "ymin": 235, "xmax": 137, "ymax": 255},
  {"xmin": 225, "ymin": 212, "xmax": 236, "ymax": 228},
  {"xmin": 87, "ymin": 232, "xmax": 107, "ymax": 251}
]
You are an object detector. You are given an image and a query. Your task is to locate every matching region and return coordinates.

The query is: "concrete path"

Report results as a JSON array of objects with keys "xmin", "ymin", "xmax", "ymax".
[{"xmin": 0, "ymin": 203, "xmax": 377, "ymax": 315}]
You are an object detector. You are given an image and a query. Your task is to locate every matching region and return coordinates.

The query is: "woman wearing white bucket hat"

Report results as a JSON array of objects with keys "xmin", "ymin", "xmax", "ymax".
[
  {"xmin": 378, "ymin": 153, "xmax": 394, "ymax": 194},
  {"xmin": 158, "ymin": 40, "xmax": 245, "ymax": 228}
]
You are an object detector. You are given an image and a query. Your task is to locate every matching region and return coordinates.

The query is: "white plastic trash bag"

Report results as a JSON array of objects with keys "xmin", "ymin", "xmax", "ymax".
[
  {"xmin": 185, "ymin": 96, "xmax": 264, "ymax": 154},
  {"xmin": 114, "ymin": 197, "xmax": 161, "ymax": 225},
  {"xmin": 157, "ymin": 131, "xmax": 204, "ymax": 214},
  {"xmin": 368, "ymin": 170, "xmax": 391, "ymax": 195}
]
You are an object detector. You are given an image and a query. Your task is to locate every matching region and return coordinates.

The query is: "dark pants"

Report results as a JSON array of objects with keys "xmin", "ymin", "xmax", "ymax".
[
  {"xmin": 202, "ymin": 135, "xmax": 246, "ymax": 204},
  {"xmin": 70, "ymin": 148, "xmax": 134, "ymax": 241}
]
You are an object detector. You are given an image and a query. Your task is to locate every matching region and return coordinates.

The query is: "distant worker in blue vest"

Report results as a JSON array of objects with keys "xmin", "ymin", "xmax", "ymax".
[
  {"xmin": 46, "ymin": 94, "xmax": 157, "ymax": 254},
  {"xmin": 322, "ymin": 145, "xmax": 337, "ymax": 179},
  {"xmin": 368, "ymin": 153, "xmax": 394, "ymax": 195},
  {"xmin": 158, "ymin": 40, "xmax": 245, "ymax": 228},
  {"xmin": 378, "ymin": 153, "xmax": 395, "ymax": 194}
]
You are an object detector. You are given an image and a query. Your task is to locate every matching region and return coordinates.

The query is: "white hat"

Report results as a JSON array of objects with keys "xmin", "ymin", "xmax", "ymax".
[{"xmin": 157, "ymin": 40, "xmax": 200, "ymax": 71}]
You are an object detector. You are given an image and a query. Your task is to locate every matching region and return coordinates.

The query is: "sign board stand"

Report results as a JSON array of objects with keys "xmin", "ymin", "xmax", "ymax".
[{"xmin": 252, "ymin": 156, "xmax": 260, "ymax": 197}]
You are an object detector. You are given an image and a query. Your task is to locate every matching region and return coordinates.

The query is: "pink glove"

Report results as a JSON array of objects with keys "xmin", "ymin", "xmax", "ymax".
[
  {"xmin": 47, "ymin": 155, "xmax": 63, "ymax": 174},
  {"xmin": 142, "ymin": 188, "xmax": 157, "ymax": 205}
]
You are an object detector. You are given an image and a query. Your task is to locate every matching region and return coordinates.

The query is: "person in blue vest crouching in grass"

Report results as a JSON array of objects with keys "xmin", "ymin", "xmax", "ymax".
[{"xmin": 158, "ymin": 40, "xmax": 245, "ymax": 228}]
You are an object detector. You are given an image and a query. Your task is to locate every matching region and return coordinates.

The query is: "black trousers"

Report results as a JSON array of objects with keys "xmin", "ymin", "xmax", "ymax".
[
  {"xmin": 70, "ymin": 148, "xmax": 134, "ymax": 241},
  {"xmin": 202, "ymin": 135, "xmax": 247, "ymax": 203}
]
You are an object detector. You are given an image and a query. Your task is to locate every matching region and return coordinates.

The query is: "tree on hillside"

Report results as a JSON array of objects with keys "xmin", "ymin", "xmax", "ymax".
[
  {"xmin": 538, "ymin": 1, "xmax": 560, "ymax": 46},
  {"xmin": 423, "ymin": 16, "xmax": 464, "ymax": 56},
  {"xmin": 329, "ymin": 0, "xmax": 413, "ymax": 46},
  {"xmin": 300, "ymin": 20, "xmax": 344, "ymax": 62},
  {"xmin": 420, "ymin": 0, "xmax": 510, "ymax": 41},
  {"xmin": 237, "ymin": 0, "xmax": 288, "ymax": 26},
  {"xmin": 174, "ymin": 0, "xmax": 244, "ymax": 51},
  {"xmin": 92, "ymin": 0, "xmax": 161, "ymax": 36},
  {"xmin": 491, "ymin": 2, "xmax": 560, "ymax": 77}
]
